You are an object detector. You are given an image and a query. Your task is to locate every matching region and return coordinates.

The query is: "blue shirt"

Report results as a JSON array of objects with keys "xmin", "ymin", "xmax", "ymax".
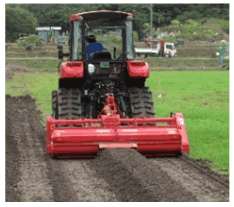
[{"xmin": 86, "ymin": 43, "xmax": 103, "ymax": 58}]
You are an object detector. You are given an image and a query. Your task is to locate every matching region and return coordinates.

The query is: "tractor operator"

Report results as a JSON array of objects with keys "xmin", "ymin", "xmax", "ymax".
[{"xmin": 86, "ymin": 35, "xmax": 104, "ymax": 58}]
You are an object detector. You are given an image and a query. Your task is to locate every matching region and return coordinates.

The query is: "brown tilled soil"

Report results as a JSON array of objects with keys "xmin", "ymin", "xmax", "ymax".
[
  {"xmin": 5, "ymin": 63, "xmax": 58, "ymax": 80},
  {"xmin": 5, "ymin": 62, "xmax": 28, "ymax": 80},
  {"xmin": 5, "ymin": 95, "xmax": 229, "ymax": 202},
  {"xmin": 6, "ymin": 43, "xmax": 68, "ymax": 53},
  {"xmin": 5, "ymin": 67, "xmax": 14, "ymax": 80}
]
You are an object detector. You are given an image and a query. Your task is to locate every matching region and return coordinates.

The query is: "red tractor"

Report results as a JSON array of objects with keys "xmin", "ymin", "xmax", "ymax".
[{"xmin": 46, "ymin": 10, "xmax": 189, "ymax": 158}]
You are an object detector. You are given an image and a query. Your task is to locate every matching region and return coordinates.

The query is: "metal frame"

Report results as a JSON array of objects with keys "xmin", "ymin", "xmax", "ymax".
[{"xmin": 70, "ymin": 17, "xmax": 132, "ymax": 62}]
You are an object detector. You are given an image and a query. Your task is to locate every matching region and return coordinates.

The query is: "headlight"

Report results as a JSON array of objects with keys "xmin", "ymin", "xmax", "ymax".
[{"xmin": 88, "ymin": 64, "xmax": 95, "ymax": 75}]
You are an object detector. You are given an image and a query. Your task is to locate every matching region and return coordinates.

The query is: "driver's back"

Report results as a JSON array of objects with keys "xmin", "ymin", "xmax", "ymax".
[{"xmin": 87, "ymin": 43, "xmax": 103, "ymax": 58}]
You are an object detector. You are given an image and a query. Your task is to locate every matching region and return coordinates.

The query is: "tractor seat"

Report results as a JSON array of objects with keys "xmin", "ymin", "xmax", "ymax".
[{"xmin": 92, "ymin": 51, "xmax": 112, "ymax": 60}]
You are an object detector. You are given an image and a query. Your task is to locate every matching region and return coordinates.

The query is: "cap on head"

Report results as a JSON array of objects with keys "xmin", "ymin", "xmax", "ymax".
[{"xmin": 87, "ymin": 35, "xmax": 96, "ymax": 43}]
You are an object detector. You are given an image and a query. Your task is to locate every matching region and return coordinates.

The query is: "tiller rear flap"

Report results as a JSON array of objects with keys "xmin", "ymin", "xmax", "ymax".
[{"xmin": 46, "ymin": 95, "xmax": 190, "ymax": 155}]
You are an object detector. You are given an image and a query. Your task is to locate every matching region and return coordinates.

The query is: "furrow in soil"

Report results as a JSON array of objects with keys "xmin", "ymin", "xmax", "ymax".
[
  {"xmin": 61, "ymin": 159, "xmax": 119, "ymax": 202},
  {"xmin": 150, "ymin": 158, "xmax": 229, "ymax": 202},
  {"xmin": 6, "ymin": 94, "xmax": 229, "ymax": 202},
  {"xmin": 6, "ymin": 96, "xmax": 54, "ymax": 202},
  {"xmin": 87, "ymin": 149, "xmax": 198, "ymax": 202}
]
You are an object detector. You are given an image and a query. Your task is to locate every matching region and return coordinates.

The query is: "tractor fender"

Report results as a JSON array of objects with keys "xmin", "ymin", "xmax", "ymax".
[
  {"xmin": 59, "ymin": 61, "xmax": 84, "ymax": 79},
  {"xmin": 126, "ymin": 60, "xmax": 150, "ymax": 78}
]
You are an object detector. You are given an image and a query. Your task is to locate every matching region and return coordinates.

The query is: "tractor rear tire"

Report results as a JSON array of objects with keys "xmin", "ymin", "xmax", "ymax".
[
  {"xmin": 57, "ymin": 88, "xmax": 82, "ymax": 120},
  {"xmin": 129, "ymin": 87, "xmax": 155, "ymax": 118},
  {"xmin": 52, "ymin": 90, "xmax": 58, "ymax": 119}
]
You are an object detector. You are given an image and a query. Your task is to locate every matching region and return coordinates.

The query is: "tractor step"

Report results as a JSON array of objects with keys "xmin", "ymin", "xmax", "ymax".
[{"xmin": 99, "ymin": 143, "xmax": 138, "ymax": 149}]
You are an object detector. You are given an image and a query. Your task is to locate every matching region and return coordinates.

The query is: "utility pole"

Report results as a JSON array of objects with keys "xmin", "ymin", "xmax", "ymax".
[{"xmin": 150, "ymin": 4, "xmax": 153, "ymax": 48}]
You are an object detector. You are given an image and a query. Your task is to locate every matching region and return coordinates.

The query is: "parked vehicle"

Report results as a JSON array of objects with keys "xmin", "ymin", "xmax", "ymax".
[
  {"xmin": 135, "ymin": 41, "xmax": 177, "ymax": 58},
  {"xmin": 164, "ymin": 43, "xmax": 177, "ymax": 57}
]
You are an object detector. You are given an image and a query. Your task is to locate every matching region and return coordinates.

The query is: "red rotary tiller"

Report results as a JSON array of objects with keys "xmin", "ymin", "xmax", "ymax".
[{"xmin": 47, "ymin": 94, "xmax": 189, "ymax": 156}]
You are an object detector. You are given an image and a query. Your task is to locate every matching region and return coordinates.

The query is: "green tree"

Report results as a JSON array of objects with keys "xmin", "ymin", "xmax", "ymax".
[
  {"xmin": 6, "ymin": 5, "xmax": 38, "ymax": 42},
  {"xmin": 133, "ymin": 31, "xmax": 139, "ymax": 41},
  {"xmin": 220, "ymin": 21, "xmax": 229, "ymax": 34},
  {"xmin": 7, "ymin": 4, "xmax": 229, "ymax": 41},
  {"xmin": 167, "ymin": 19, "xmax": 217, "ymax": 40},
  {"xmin": 143, "ymin": 23, "xmax": 150, "ymax": 35}
]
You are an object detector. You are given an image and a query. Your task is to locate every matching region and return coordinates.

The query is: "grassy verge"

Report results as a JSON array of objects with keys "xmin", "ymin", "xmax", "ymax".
[
  {"xmin": 6, "ymin": 72, "xmax": 58, "ymax": 126},
  {"xmin": 6, "ymin": 40, "xmax": 229, "ymax": 71},
  {"xmin": 6, "ymin": 50, "xmax": 58, "ymax": 58},
  {"xmin": 5, "ymin": 59, "xmax": 61, "ymax": 71},
  {"xmin": 147, "ymin": 71, "xmax": 229, "ymax": 172},
  {"xmin": 7, "ymin": 40, "xmax": 229, "ymax": 59},
  {"xmin": 5, "ymin": 43, "xmax": 69, "ymax": 58},
  {"xmin": 5, "ymin": 57, "xmax": 229, "ymax": 72},
  {"xmin": 140, "ymin": 57, "xmax": 229, "ymax": 70},
  {"xmin": 6, "ymin": 70, "xmax": 229, "ymax": 173}
]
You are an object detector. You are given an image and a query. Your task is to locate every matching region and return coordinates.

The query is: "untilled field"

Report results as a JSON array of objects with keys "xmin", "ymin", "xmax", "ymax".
[{"xmin": 6, "ymin": 95, "xmax": 229, "ymax": 202}]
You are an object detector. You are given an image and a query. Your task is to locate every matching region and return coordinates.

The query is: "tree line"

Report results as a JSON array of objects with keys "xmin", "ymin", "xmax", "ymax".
[{"xmin": 6, "ymin": 4, "xmax": 229, "ymax": 42}]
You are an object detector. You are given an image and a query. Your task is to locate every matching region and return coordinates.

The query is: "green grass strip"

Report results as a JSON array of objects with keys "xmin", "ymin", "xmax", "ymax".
[{"xmin": 147, "ymin": 71, "xmax": 229, "ymax": 172}]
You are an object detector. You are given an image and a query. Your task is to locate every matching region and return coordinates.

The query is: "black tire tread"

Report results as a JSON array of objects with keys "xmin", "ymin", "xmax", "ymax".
[
  {"xmin": 53, "ymin": 88, "xmax": 82, "ymax": 120},
  {"xmin": 52, "ymin": 90, "xmax": 58, "ymax": 119},
  {"xmin": 129, "ymin": 87, "xmax": 155, "ymax": 118}
]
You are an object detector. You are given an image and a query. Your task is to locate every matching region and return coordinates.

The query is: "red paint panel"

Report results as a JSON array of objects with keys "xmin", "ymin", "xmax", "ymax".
[
  {"xmin": 159, "ymin": 40, "xmax": 165, "ymax": 45},
  {"xmin": 48, "ymin": 144, "xmax": 99, "ymax": 154},
  {"xmin": 126, "ymin": 60, "xmax": 150, "ymax": 78},
  {"xmin": 51, "ymin": 127, "xmax": 180, "ymax": 143},
  {"xmin": 174, "ymin": 113, "xmax": 190, "ymax": 154},
  {"xmin": 70, "ymin": 14, "xmax": 79, "ymax": 21},
  {"xmin": 116, "ymin": 127, "xmax": 181, "ymax": 142},
  {"xmin": 59, "ymin": 61, "xmax": 84, "ymax": 79},
  {"xmin": 46, "ymin": 113, "xmax": 190, "ymax": 154},
  {"xmin": 46, "ymin": 116, "xmax": 53, "ymax": 152},
  {"xmin": 52, "ymin": 128, "xmax": 116, "ymax": 143},
  {"xmin": 137, "ymin": 144, "xmax": 181, "ymax": 152}
]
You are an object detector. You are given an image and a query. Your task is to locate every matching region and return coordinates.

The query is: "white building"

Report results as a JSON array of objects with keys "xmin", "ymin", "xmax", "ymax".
[{"xmin": 36, "ymin": 26, "xmax": 62, "ymax": 41}]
